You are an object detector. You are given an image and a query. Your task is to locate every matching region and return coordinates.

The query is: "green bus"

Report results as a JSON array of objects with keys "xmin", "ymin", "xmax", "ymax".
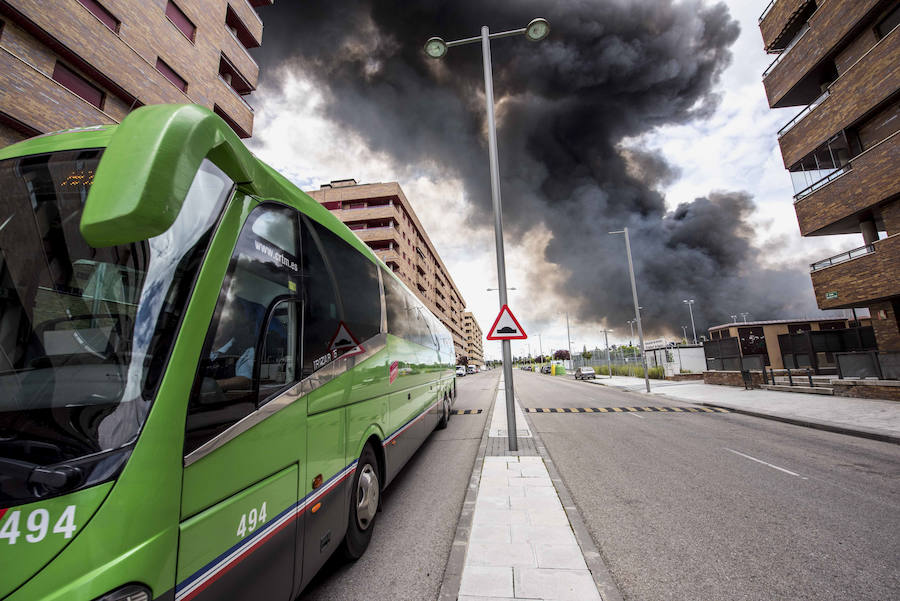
[{"xmin": 0, "ymin": 104, "xmax": 456, "ymax": 601}]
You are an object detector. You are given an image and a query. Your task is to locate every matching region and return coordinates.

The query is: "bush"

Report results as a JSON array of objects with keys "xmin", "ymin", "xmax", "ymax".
[{"xmin": 594, "ymin": 364, "xmax": 664, "ymax": 379}]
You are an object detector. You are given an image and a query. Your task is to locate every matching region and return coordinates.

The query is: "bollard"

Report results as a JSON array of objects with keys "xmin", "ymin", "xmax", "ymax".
[
  {"xmin": 763, "ymin": 367, "xmax": 769, "ymax": 385},
  {"xmin": 807, "ymin": 368, "xmax": 813, "ymax": 387},
  {"xmin": 787, "ymin": 369, "xmax": 793, "ymax": 386}
]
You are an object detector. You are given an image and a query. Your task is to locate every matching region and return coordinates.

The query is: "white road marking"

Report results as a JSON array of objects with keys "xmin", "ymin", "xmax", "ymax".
[
  {"xmin": 629, "ymin": 412, "xmax": 644, "ymax": 419},
  {"xmin": 724, "ymin": 448, "xmax": 808, "ymax": 479}
]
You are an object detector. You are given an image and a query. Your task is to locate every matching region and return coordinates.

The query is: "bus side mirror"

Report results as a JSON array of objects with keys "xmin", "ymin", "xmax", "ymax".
[{"xmin": 80, "ymin": 104, "xmax": 258, "ymax": 247}]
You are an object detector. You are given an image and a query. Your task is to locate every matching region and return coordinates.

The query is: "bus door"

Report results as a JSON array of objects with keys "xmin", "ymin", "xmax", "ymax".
[{"xmin": 176, "ymin": 204, "xmax": 305, "ymax": 601}]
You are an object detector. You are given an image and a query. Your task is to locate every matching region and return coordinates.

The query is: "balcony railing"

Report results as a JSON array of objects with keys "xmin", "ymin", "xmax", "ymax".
[
  {"xmin": 793, "ymin": 165, "xmax": 850, "ymax": 202},
  {"xmin": 759, "ymin": 0, "xmax": 777, "ymax": 23},
  {"xmin": 809, "ymin": 244, "xmax": 875, "ymax": 272},
  {"xmin": 777, "ymin": 88, "xmax": 829, "ymax": 137},
  {"xmin": 762, "ymin": 22, "xmax": 809, "ymax": 77}
]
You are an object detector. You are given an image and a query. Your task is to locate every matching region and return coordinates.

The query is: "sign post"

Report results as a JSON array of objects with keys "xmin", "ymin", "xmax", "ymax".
[{"xmin": 487, "ymin": 305, "xmax": 527, "ymax": 450}]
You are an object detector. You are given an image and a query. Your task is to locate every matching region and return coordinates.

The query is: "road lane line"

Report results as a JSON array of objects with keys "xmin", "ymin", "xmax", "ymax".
[
  {"xmin": 724, "ymin": 448, "xmax": 808, "ymax": 479},
  {"xmin": 629, "ymin": 412, "xmax": 644, "ymax": 419}
]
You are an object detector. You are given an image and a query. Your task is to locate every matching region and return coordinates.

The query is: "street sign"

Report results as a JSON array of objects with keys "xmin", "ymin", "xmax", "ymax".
[
  {"xmin": 825, "ymin": 291, "xmax": 838, "ymax": 299},
  {"xmin": 486, "ymin": 304, "xmax": 527, "ymax": 340},
  {"xmin": 644, "ymin": 337, "xmax": 667, "ymax": 350}
]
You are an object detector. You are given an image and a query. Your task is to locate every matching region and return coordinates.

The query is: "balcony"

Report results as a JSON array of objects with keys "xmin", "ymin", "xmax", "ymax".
[
  {"xmin": 221, "ymin": 34, "xmax": 259, "ymax": 89},
  {"xmin": 760, "ymin": 0, "xmax": 814, "ymax": 52},
  {"xmin": 795, "ymin": 132, "xmax": 900, "ymax": 235},
  {"xmin": 763, "ymin": 0, "xmax": 882, "ymax": 108},
  {"xmin": 230, "ymin": 0, "xmax": 264, "ymax": 44},
  {"xmin": 778, "ymin": 25, "xmax": 900, "ymax": 167},
  {"xmin": 810, "ymin": 234, "xmax": 900, "ymax": 309}
]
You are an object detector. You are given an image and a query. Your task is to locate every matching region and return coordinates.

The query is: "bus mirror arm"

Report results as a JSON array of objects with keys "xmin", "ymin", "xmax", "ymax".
[{"xmin": 81, "ymin": 104, "xmax": 260, "ymax": 247}]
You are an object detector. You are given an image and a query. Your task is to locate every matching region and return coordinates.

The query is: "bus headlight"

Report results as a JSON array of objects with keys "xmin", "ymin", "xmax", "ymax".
[{"xmin": 93, "ymin": 584, "xmax": 151, "ymax": 601}]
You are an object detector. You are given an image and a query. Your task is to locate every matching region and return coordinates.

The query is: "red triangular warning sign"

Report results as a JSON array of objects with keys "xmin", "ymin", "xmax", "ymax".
[
  {"xmin": 328, "ymin": 321, "xmax": 365, "ymax": 358},
  {"xmin": 486, "ymin": 305, "xmax": 527, "ymax": 340}
]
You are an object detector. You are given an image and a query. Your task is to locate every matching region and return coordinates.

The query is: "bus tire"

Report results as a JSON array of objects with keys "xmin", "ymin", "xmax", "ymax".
[
  {"xmin": 342, "ymin": 443, "xmax": 380, "ymax": 560},
  {"xmin": 436, "ymin": 395, "xmax": 450, "ymax": 430}
]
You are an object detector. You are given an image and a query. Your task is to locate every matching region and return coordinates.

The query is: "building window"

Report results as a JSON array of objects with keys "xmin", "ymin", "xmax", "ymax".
[
  {"xmin": 788, "ymin": 323, "xmax": 811, "ymax": 334},
  {"xmin": 156, "ymin": 58, "xmax": 187, "ymax": 92},
  {"xmin": 738, "ymin": 327, "xmax": 767, "ymax": 358},
  {"xmin": 77, "ymin": 0, "xmax": 119, "ymax": 32},
  {"xmin": 52, "ymin": 62, "xmax": 104, "ymax": 108},
  {"xmin": 323, "ymin": 201, "xmax": 340, "ymax": 210},
  {"xmin": 165, "ymin": 1, "xmax": 196, "ymax": 42}
]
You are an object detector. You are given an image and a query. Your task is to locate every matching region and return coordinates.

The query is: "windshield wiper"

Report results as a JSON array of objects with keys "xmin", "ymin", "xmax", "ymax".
[{"xmin": 0, "ymin": 457, "xmax": 82, "ymax": 490}]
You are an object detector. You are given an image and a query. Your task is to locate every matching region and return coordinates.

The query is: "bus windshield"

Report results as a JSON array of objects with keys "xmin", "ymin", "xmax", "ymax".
[{"xmin": 0, "ymin": 150, "xmax": 232, "ymax": 504}]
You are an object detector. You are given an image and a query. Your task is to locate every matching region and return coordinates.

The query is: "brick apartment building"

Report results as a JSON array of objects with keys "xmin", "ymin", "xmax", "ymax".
[
  {"xmin": 758, "ymin": 0, "xmax": 900, "ymax": 377},
  {"xmin": 307, "ymin": 180, "xmax": 470, "ymax": 361},
  {"xmin": 0, "ymin": 0, "xmax": 271, "ymax": 148},
  {"xmin": 464, "ymin": 311, "xmax": 484, "ymax": 367}
]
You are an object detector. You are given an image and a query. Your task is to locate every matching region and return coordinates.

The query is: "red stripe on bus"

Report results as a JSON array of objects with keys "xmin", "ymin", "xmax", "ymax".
[{"xmin": 0, "ymin": 508, "xmax": 6, "ymax": 522}]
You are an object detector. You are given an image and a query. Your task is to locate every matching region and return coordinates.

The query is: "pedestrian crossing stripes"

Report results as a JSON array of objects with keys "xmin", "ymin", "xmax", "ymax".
[
  {"xmin": 452, "ymin": 409, "xmax": 484, "ymax": 415},
  {"xmin": 526, "ymin": 406, "xmax": 729, "ymax": 414}
]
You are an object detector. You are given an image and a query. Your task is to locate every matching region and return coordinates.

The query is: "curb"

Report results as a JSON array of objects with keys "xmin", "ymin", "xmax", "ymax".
[
  {"xmin": 586, "ymin": 378, "xmax": 900, "ymax": 446},
  {"xmin": 689, "ymin": 399, "xmax": 900, "ymax": 446},
  {"xmin": 437, "ymin": 374, "xmax": 499, "ymax": 601}
]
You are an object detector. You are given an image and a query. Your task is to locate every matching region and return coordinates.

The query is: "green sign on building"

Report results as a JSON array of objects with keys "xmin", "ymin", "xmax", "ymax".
[{"xmin": 825, "ymin": 291, "xmax": 838, "ymax": 299}]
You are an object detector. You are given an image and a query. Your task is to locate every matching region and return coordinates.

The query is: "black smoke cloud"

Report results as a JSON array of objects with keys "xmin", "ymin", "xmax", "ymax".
[{"xmin": 251, "ymin": 0, "xmax": 819, "ymax": 335}]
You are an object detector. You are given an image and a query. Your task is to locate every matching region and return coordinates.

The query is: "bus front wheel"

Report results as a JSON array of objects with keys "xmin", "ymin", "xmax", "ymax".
[{"xmin": 342, "ymin": 443, "xmax": 380, "ymax": 559}]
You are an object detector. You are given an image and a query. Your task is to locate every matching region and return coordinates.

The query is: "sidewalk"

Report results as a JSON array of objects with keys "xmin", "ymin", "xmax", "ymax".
[
  {"xmin": 587, "ymin": 375, "xmax": 900, "ymax": 443},
  {"xmin": 452, "ymin": 381, "xmax": 617, "ymax": 601}
]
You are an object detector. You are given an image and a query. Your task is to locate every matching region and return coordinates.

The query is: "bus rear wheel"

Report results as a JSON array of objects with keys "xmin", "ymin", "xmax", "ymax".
[
  {"xmin": 342, "ymin": 444, "xmax": 380, "ymax": 560},
  {"xmin": 437, "ymin": 395, "xmax": 450, "ymax": 430}
]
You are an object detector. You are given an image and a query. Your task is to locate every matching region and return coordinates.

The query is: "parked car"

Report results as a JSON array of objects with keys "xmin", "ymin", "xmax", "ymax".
[
  {"xmin": 467, "ymin": 365, "xmax": 477, "ymax": 374},
  {"xmin": 456, "ymin": 366, "xmax": 466, "ymax": 377},
  {"xmin": 574, "ymin": 366, "xmax": 596, "ymax": 380},
  {"xmin": 541, "ymin": 365, "xmax": 551, "ymax": 374}
]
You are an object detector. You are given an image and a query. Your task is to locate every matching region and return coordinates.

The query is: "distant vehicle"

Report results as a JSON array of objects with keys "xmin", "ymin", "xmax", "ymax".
[
  {"xmin": 467, "ymin": 365, "xmax": 477, "ymax": 374},
  {"xmin": 575, "ymin": 367, "xmax": 596, "ymax": 380},
  {"xmin": 541, "ymin": 365, "xmax": 552, "ymax": 374},
  {"xmin": 456, "ymin": 365, "xmax": 467, "ymax": 377}
]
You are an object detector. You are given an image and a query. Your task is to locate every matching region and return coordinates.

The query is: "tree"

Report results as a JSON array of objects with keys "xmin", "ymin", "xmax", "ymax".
[
  {"xmin": 553, "ymin": 349, "xmax": 570, "ymax": 360},
  {"xmin": 582, "ymin": 345, "xmax": 593, "ymax": 360}
]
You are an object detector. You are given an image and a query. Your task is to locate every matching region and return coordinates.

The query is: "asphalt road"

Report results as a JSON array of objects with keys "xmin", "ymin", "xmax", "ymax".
[
  {"xmin": 298, "ymin": 370, "xmax": 498, "ymax": 600},
  {"xmin": 514, "ymin": 369, "xmax": 900, "ymax": 601}
]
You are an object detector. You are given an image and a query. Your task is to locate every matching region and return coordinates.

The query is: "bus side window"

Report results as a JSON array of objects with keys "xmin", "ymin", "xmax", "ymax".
[
  {"xmin": 383, "ymin": 273, "xmax": 412, "ymax": 339},
  {"xmin": 300, "ymin": 218, "xmax": 380, "ymax": 377},
  {"xmin": 185, "ymin": 204, "xmax": 300, "ymax": 456},
  {"xmin": 299, "ymin": 220, "xmax": 340, "ymax": 379}
]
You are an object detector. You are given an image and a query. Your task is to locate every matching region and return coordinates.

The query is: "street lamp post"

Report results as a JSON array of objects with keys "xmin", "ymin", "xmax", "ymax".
[
  {"xmin": 425, "ymin": 18, "xmax": 550, "ymax": 452},
  {"xmin": 565, "ymin": 311, "xmax": 574, "ymax": 369},
  {"xmin": 609, "ymin": 227, "xmax": 651, "ymax": 393},
  {"xmin": 537, "ymin": 333, "xmax": 543, "ymax": 364},
  {"xmin": 681, "ymin": 325, "xmax": 688, "ymax": 342},
  {"xmin": 683, "ymin": 299, "xmax": 697, "ymax": 344},
  {"xmin": 602, "ymin": 329, "xmax": 612, "ymax": 378}
]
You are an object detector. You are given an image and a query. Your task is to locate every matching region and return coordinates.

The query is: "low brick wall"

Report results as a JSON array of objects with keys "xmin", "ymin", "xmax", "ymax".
[
  {"xmin": 667, "ymin": 373, "xmax": 704, "ymax": 381},
  {"xmin": 703, "ymin": 370, "xmax": 763, "ymax": 388},
  {"xmin": 832, "ymin": 380, "xmax": 900, "ymax": 401}
]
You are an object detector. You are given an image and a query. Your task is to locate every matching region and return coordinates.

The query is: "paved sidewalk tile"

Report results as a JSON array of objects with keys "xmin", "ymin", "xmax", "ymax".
[
  {"xmin": 514, "ymin": 568, "xmax": 602, "ymax": 601},
  {"xmin": 534, "ymin": 544, "xmax": 588, "ymax": 570},
  {"xmin": 459, "ymin": 566, "xmax": 514, "ymax": 598}
]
